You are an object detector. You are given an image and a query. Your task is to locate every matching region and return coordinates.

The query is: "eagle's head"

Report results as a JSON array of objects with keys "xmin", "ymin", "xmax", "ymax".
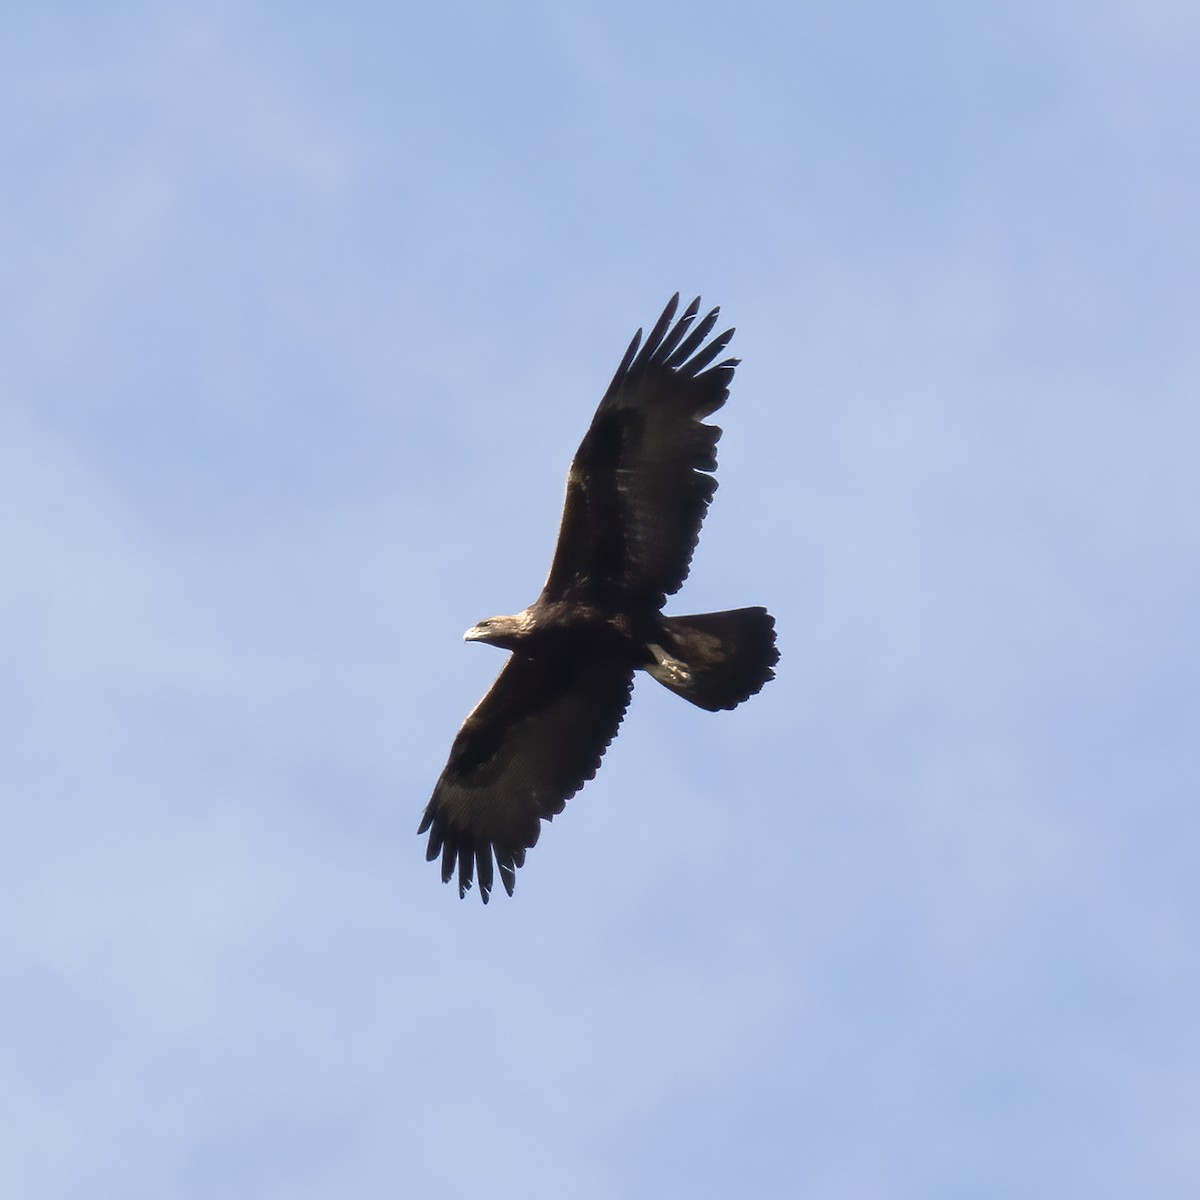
[{"xmin": 464, "ymin": 611, "xmax": 531, "ymax": 650}]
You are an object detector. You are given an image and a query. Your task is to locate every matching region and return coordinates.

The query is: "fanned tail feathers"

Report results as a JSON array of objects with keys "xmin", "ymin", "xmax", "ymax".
[{"xmin": 647, "ymin": 608, "xmax": 779, "ymax": 712}]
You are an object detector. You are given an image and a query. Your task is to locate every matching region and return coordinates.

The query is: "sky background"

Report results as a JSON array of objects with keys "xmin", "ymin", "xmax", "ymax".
[{"xmin": 3, "ymin": 2, "xmax": 1198, "ymax": 1197}]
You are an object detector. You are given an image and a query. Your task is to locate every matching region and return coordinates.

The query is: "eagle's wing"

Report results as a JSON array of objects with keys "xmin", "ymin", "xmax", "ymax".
[
  {"xmin": 541, "ymin": 294, "xmax": 738, "ymax": 608},
  {"xmin": 418, "ymin": 653, "xmax": 635, "ymax": 901}
]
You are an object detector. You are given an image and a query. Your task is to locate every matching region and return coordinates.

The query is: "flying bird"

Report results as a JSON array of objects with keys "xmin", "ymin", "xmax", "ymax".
[{"xmin": 419, "ymin": 294, "xmax": 778, "ymax": 901}]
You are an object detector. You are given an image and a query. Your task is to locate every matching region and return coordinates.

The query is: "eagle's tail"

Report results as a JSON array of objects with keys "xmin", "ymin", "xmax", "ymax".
[{"xmin": 646, "ymin": 607, "xmax": 779, "ymax": 712}]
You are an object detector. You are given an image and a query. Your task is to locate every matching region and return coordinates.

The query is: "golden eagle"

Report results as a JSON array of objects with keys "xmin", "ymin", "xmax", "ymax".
[{"xmin": 419, "ymin": 295, "xmax": 778, "ymax": 901}]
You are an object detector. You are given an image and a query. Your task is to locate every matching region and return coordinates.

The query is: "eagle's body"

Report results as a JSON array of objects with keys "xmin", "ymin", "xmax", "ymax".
[{"xmin": 419, "ymin": 295, "xmax": 778, "ymax": 901}]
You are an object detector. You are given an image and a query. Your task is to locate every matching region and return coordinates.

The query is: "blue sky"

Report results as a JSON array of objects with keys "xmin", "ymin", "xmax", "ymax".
[{"xmin": 2, "ymin": 2, "xmax": 1198, "ymax": 1196}]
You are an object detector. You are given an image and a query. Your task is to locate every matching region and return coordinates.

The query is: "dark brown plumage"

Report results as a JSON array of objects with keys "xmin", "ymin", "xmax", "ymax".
[{"xmin": 418, "ymin": 295, "xmax": 779, "ymax": 901}]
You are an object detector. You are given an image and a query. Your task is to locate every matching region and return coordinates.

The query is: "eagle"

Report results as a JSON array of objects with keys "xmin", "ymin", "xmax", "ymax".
[{"xmin": 418, "ymin": 294, "xmax": 779, "ymax": 901}]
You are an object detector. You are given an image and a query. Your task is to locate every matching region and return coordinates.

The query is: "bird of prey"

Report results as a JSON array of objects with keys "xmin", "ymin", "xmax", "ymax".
[{"xmin": 419, "ymin": 294, "xmax": 778, "ymax": 901}]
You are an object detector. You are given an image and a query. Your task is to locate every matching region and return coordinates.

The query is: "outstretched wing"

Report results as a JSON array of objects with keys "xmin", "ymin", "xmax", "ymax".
[
  {"xmin": 541, "ymin": 294, "xmax": 739, "ymax": 608},
  {"xmin": 418, "ymin": 653, "xmax": 635, "ymax": 902}
]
